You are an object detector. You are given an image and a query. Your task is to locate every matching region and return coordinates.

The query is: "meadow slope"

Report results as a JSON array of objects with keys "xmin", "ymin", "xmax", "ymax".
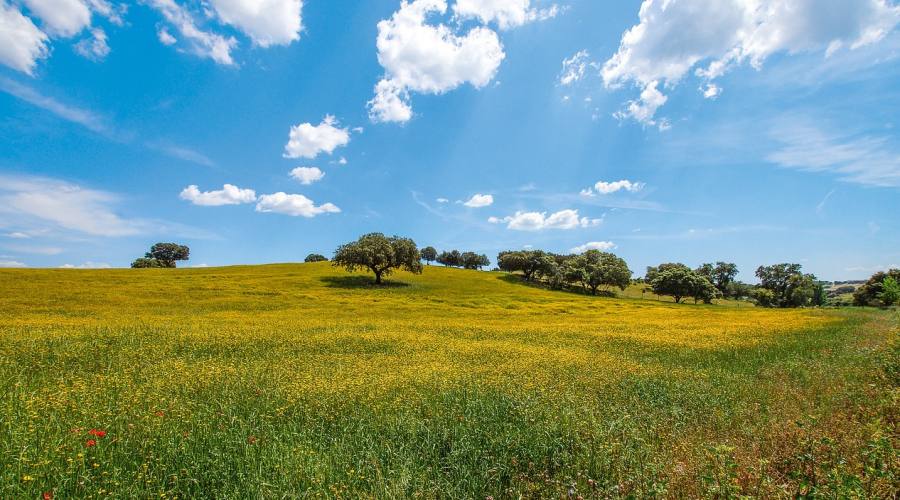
[{"xmin": 0, "ymin": 263, "xmax": 896, "ymax": 498}]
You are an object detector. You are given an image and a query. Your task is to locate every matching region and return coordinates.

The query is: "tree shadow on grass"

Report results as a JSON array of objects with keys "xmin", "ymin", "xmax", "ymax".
[
  {"xmin": 496, "ymin": 273, "xmax": 616, "ymax": 297},
  {"xmin": 319, "ymin": 275, "xmax": 411, "ymax": 289}
]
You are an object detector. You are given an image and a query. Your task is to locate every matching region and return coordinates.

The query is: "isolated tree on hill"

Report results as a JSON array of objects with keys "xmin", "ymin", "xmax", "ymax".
[
  {"xmin": 132, "ymin": 243, "xmax": 189, "ymax": 268},
  {"xmin": 421, "ymin": 246, "xmax": 437, "ymax": 265},
  {"xmin": 461, "ymin": 252, "xmax": 490, "ymax": 270},
  {"xmin": 332, "ymin": 233, "xmax": 422, "ymax": 285},
  {"xmin": 437, "ymin": 250, "xmax": 462, "ymax": 267},
  {"xmin": 497, "ymin": 250, "xmax": 555, "ymax": 281},
  {"xmin": 566, "ymin": 250, "xmax": 632, "ymax": 295},
  {"xmin": 853, "ymin": 269, "xmax": 900, "ymax": 306},
  {"xmin": 304, "ymin": 253, "xmax": 328, "ymax": 263},
  {"xmin": 755, "ymin": 263, "xmax": 821, "ymax": 307},
  {"xmin": 131, "ymin": 257, "xmax": 163, "ymax": 268}
]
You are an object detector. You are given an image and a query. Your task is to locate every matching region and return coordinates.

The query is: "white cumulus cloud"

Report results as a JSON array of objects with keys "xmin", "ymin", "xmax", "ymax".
[
  {"xmin": 463, "ymin": 193, "xmax": 493, "ymax": 207},
  {"xmin": 23, "ymin": 0, "xmax": 91, "ymax": 37},
  {"xmin": 207, "ymin": 0, "xmax": 303, "ymax": 47},
  {"xmin": 147, "ymin": 0, "xmax": 237, "ymax": 65},
  {"xmin": 255, "ymin": 192, "xmax": 340, "ymax": 217},
  {"xmin": 368, "ymin": 0, "xmax": 505, "ymax": 123},
  {"xmin": 60, "ymin": 261, "xmax": 111, "ymax": 269},
  {"xmin": 603, "ymin": 0, "xmax": 900, "ymax": 126},
  {"xmin": 0, "ymin": 3, "xmax": 49, "ymax": 75},
  {"xmin": 453, "ymin": 0, "xmax": 559, "ymax": 30},
  {"xmin": 570, "ymin": 241, "xmax": 616, "ymax": 254},
  {"xmin": 180, "ymin": 184, "xmax": 257, "ymax": 206},
  {"xmin": 283, "ymin": 115, "xmax": 350, "ymax": 159},
  {"xmin": 289, "ymin": 166, "xmax": 325, "ymax": 185},
  {"xmin": 489, "ymin": 209, "xmax": 601, "ymax": 231},
  {"xmin": 580, "ymin": 179, "xmax": 645, "ymax": 196},
  {"xmin": 0, "ymin": 260, "xmax": 27, "ymax": 268}
]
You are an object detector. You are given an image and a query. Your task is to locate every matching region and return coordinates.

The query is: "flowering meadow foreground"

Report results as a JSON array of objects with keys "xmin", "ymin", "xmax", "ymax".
[{"xmin": 0, "ymin": 263, "xmax": 896, "ymax": 498}]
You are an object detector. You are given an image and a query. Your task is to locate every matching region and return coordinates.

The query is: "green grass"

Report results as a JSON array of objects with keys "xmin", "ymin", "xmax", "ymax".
[{"xmin": 0, "ymin": 263, "xmax": 896, "ymax": 498}]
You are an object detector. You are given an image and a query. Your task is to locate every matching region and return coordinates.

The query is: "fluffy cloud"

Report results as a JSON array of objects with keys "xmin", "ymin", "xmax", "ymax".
[
  {"xmin": 74, "ymin": 28, "xmax": 110, "ymax": 60},
  {"xmin": 0, "ymin": 260, "xmax": 27, "ymax": 268},
  {"xmin": 558, "ymin": 49, "xmax": 590, "ymax": 86},
  {"xmin": 0, "ymin": 3, "xmax": 49, "ymax": 75},
  {"xmin": 289, "ymin": 166, "xmax": 325, "ymax": 185},
  {"xmin": 284, "ymin": 115, "xmax": 350, "ymax": 159},
  {"xmin": 179, "ymin": 184, "xmax": 257, "ymax": 206},
  {"xmin": 602, "ymin": 0, "xmax": 900, "ymax": 126},
  {"xmin": 157, "ymin": 27, "xmax": 177, "ymax": 45},
  {"xmin": 23, "ymin": 0, "xmax": 91, "ymax": 37},
  {"xmin": 147, "ymin": 0, "xmax": 237, "ymax": 65},
  {"xmin": 255, "ymin": 193, "xmax": 340, "ymax": 217},
  {"xmin": 463, "ymin": 193, "xmax": 493, "ymax": 207},
  {"xmin": 0, "ymin": 174, "xmax": 142, "ymax": 237},
  {"xmin": 489, "ymin": 209, "xmax": 601, "ymax": 231},
  {"xmin": 580, "ymin": 179, "xmax": 645, "ymax": 196},
  {"xmin": 453, "ymin": 0, "xmax": 558, "ymax": 30},
  {"xmin": 207, "ymin": 0, "xmax": 302, "ymax": 47},
  {"xmin": 436, "ymin": 197, "xmax": 449, "ymax": 203},
  {"xmin": 570, "ymin": 241, "xmax": 616, "ymax": 253},
  {"xmin": 368, "ymin": 0, "xmax": 505, "ymax": 123}
]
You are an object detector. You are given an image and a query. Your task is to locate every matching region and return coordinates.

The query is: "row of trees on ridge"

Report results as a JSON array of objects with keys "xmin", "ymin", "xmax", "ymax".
[{"xmin": 421, "ymin": 247, "xmax": 490, "ymax": 270}]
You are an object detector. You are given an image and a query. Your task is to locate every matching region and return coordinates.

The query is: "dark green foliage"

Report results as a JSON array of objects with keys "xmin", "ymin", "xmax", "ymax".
[
  {"xmin": 853, "ymin": 269, "xmax": 900, "ymax": 306},
  {"xmin": 304, "ymin": 253, "xmax": 328, "ymax": 263},
  {"xmin": 645, "ymin": 262, "xmax": 690, "ymax": 283},
  {"xmin": 461, "ymin": 252, "xmax": 490, "ymax": 270},
  {"xmin": 332, "ymin": 233, "xmax": 423, "ymax": 284},
  {"xmin": 696, "ymin": 262, "xmax": 739, "ymax": 297},
  {"xmin": 563, "ymin": 250, "xmax": 632, "ymax": 295},
  {"xmin": 755, "ymin": 263, "xmax": 821, "ymax": 308},
  {"xmin": 497, "ymin": 250, "xmax": 556, "ymax": 281},
  {"xmin": 145, "ymin": 243, "xmax": 190, "ymax": 268},
  {"xmin": 437, "ymin": 250, "xmax": 462, "ymax": 267},
  {"xmin": 650, "ymin": 264, "xmax": 718, "ymax": 304},
  {"xmin": 420, "ymin": 246, "xmax": 437, "ymax": 265},
  {"xmin": 131, "ymin": 257, "xmax": 163, "ymax": 268}
]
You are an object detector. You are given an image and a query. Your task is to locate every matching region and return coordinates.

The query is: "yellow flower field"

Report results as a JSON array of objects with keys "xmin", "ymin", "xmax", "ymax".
[{"xmin": 0, "ymin": 263, "xmax": 896, "ymax": 498}]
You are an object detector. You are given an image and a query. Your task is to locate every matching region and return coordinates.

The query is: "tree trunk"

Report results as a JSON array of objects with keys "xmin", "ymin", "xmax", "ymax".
[
  {"xmin": 374, "ymin": 270, "xmax": 383, "ymax": 284},
  {"xmin": 674, "ymin": 295, "xmax": 682, "ymax": 303}
]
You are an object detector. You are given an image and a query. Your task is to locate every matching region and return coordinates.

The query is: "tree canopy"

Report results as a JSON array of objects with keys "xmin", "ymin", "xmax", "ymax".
[
  {"xmin": 755, "ymin": 263, "xmax": 823, "ymax": 308},
  {"xmin": 420, "ymin": 246, "xmax": 437, "ymax": 265},
  {"xmin": 132, "ymin": 243, "xmax": 189, "ymax": 268},
  {"xmin": 564, "ymin": 250, "xmax": 632, "ymax": 295},
  {"xmin": 853, "ymin": 269, "xmax": 900, "ymax": 306},
  {"xmin": 696, "ymin": 262, "xmax": 739, "ymax": 297},
  {"xmin": 497, "ymin": 250, "xmax": 556, "ymax": 281},
  {"xmin": 437, "ymin": 250, "xmax": 462, "ymax": 267},
  {"xmin": 304, "ymin": 253, "xmax": 328, "ymax": 263},
  {"xmin": 461, "ymin": 252, "xmax": 490, "ymax": 270},
  {"xmin": 332, "ymin": 233, "xmax": 422, "ymax": 284},
  {"xmin": 648, "ymin": 264, "xmax": 719, "ymax": 304}
]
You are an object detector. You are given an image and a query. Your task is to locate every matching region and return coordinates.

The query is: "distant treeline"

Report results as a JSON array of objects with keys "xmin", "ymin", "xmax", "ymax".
[{"xmin": 130, "ymin": 236, "xmax": 899, "ymax": 308}]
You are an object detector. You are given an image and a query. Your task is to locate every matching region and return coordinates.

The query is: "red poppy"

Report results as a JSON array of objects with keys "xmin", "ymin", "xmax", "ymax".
[
  {"xmin": 85, "ymin": 439, "xmax": 97, "ymax": 447},
  {"xmin": 88, "ymin": 429, "xmax": 106, "ymax": 438},
  {"xmin": 247, "ymin": 436, "xmax": 257, "ymax": 445},
  {"xmin": 154, "ymin": 411, "xmax": 165, "ymax": 417},
  {"xmin": 43, "ymin": 492, "xmax": 53, "ymax": 500}
]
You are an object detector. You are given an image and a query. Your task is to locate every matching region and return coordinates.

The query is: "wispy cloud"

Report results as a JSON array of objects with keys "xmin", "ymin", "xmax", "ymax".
[
  {"xmin": 768, "ymin": 124, "xmax": 900, "ymax": 187},
  {"xmin": 1, "ymin": 78, "xmax": 214, "ymax": 166},
  {"xmin": 0, "ymin": 76, "xmax": 109, "ymax": 134},
  {"xmin": 815, "ymin": 189, "xmax": 836, "ymax": 214}
]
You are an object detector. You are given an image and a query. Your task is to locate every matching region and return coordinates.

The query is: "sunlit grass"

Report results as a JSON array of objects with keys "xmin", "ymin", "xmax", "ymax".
[{"xmin": 1, "ymin": 263, "xmax": 896, "ymax": 497}]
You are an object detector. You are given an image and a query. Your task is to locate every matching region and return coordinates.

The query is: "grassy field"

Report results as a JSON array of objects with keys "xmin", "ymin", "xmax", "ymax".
[{"xmin": 1, "ymin": 263, "xmax": 896, "ymax": 498}]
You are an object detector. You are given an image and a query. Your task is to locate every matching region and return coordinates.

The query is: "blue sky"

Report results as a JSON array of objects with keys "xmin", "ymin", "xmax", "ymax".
[{"xmin": 1, "ymin": 0, "xmax": 898, "ymax": 281}]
